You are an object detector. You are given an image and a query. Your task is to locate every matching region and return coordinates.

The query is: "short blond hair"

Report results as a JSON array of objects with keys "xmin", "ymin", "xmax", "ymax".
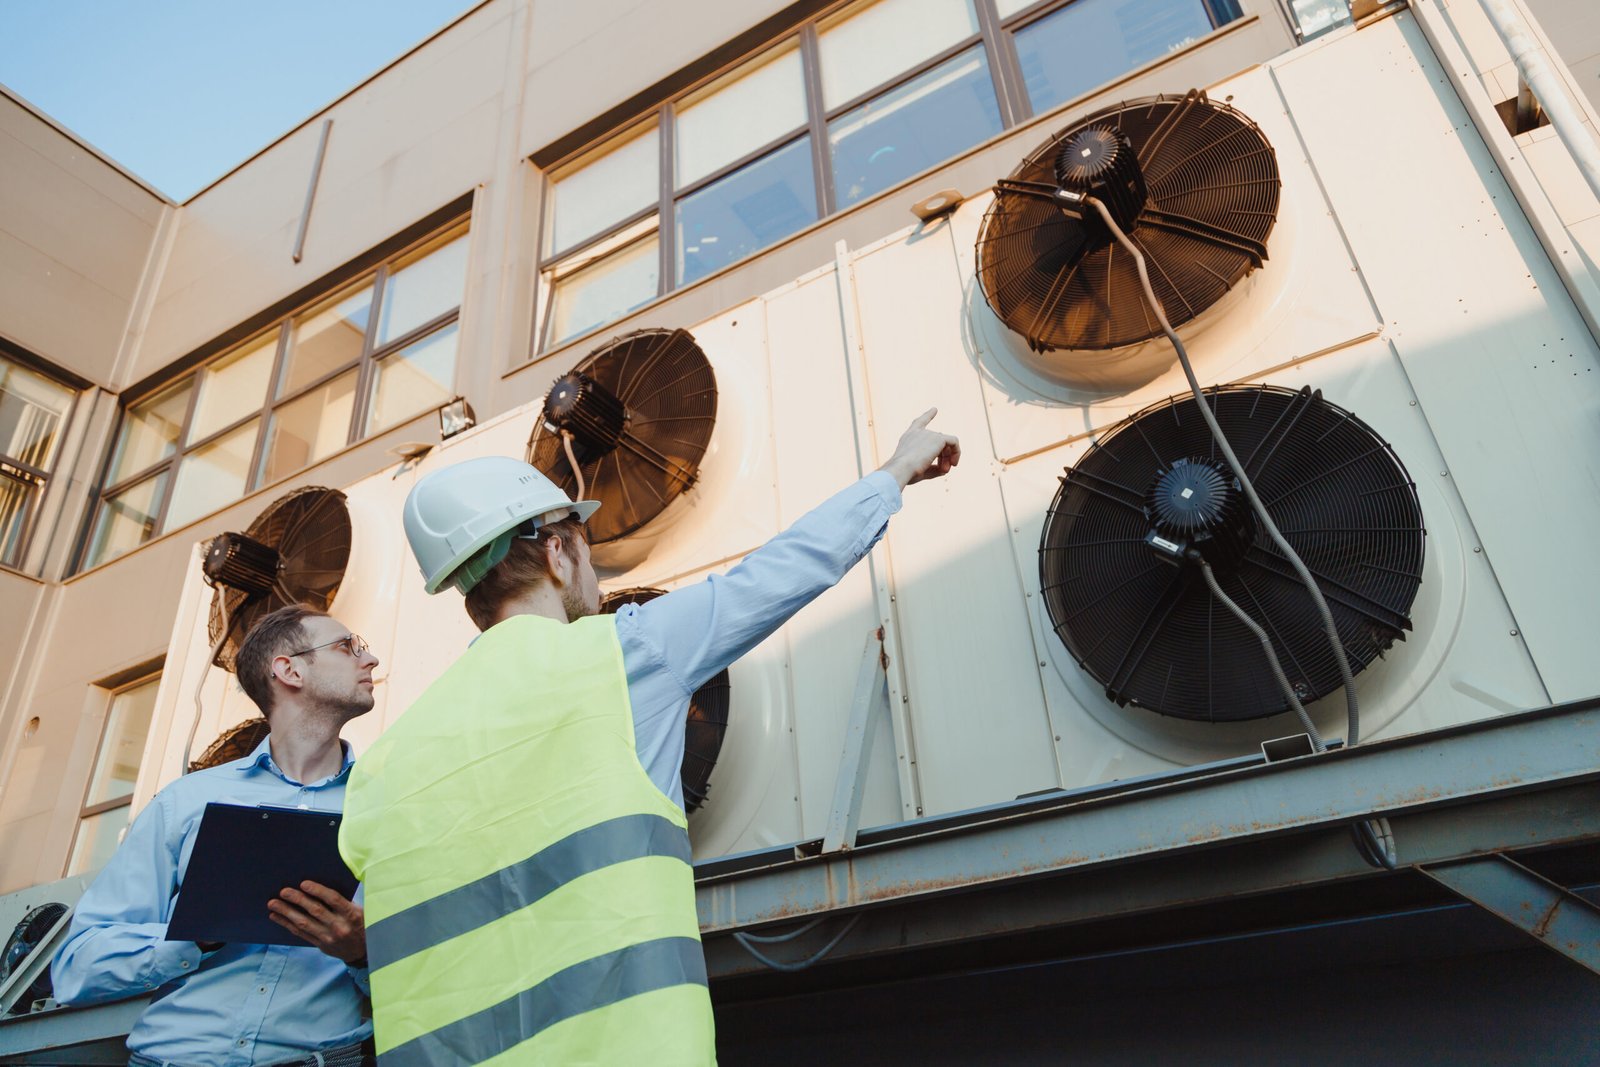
[{"xmin": 462, "ymin": 515, "xmax": 587, "ymax": 631}]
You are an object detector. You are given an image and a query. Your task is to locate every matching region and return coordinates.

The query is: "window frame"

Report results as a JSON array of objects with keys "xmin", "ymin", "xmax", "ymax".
[
  {"xmin": 65, "ymin": 670, "xmax": 162, "ymax": 878},
  {"xmin": 82, "ymin": 217, "xmax": 470, "ymax": 571},
  {"xmin": 533, "ymin": 0, "xmax": 1241, "ymax": 354},
  {"xmin": 0, "ymin": 346, "xmax": 82, "ymax": 573}
]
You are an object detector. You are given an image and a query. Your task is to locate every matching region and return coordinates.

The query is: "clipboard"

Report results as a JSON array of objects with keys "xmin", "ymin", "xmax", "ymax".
[{"xmin": 166, "ymin": 802, "xmax": 358, "ymax": 947}]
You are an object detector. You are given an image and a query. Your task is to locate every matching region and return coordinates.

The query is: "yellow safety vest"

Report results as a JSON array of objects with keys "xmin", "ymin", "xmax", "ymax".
[{"xmin": 340, "ymin": 614, "xmax": 715, "ymax": 1065}]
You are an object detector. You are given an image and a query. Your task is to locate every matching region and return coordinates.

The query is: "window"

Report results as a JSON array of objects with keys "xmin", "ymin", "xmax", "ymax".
[
  {"xmin": 67, "ymin": 674, "xmax": 160, "ymax": 877},
  {"xmin": 83, "ymin": 219, "xmax": 469, "ymax": 569},
  {"xmin": 536, "ymin": 0, "xmax": 1239, "ymax": 350},
  {"xmin": 0, "ymin": 353, "xmax": 77, "ymax": 569}
]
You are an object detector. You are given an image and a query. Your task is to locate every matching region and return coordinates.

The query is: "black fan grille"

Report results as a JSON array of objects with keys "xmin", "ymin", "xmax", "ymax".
[
  {"xmin": 978, "ymin": 90, "xmax": 1280, "ymax": 352},
  {"xmin": 599, "ymin": 587, "xmax": 729, "ymax": 813},
  {"xmin": 188, "ymin": 717, "xmax": 272, "ymax": 773},
  {"xmin": 528, "ymin": 329, "xmax": 717, "ymax": 544},
  {"xmin": 207, "ymin": 488, "xmax": 351, "ymax": 672},
  {"xmin": 1039, "ymin": 386, "xmax": 1424, "ymax": 722}
]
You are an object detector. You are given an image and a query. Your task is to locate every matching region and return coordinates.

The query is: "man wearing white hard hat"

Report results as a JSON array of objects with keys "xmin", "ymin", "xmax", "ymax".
[{"xmin": 339, "ymin": 409, "xmax": 959, "ymax": 1065}]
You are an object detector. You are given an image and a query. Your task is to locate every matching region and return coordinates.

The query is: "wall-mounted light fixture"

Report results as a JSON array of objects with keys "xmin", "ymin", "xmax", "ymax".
[{"xmin": 438, "ymin": 397, "xmax": 477, "ymax": 439}]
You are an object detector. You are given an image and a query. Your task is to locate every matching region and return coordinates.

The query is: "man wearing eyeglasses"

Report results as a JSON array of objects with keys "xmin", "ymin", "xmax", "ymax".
[{"xmin": 52, "ymin": 605, "xmax": 381, "ymax": 1067}]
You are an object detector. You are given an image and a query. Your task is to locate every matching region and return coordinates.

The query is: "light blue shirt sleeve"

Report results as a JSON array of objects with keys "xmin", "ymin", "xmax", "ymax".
[
  {"xmin": 616, "ymin": 471, "xmax": 902, "ymax": 804},
  {"xmin": 51, "ymin": 789, "xmax": 204, "ymax": 1004}
]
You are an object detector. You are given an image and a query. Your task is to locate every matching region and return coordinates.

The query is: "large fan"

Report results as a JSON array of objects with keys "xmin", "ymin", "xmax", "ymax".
[
  {"xmin": 205, "ymin": 487, "xmax": 351, "ymax": 671},
  {"xmin": 189, "ymin": 717, "xmax": 272, "ymax": 772},
  {"xmin": 977, "ymin": 89, "xmax": 1280, "ymax": 352},
  {"xmin": 526, "ymin": 328, "xmax": 717, "ymax": 544},
  {"xmin": 599, "ymin": 587, "xmax": 729, "ymax": 813},
  {"xmin": 2, "ymin": 902, "xmax": 66, "ymax": 1014},
  {"xmin": 1039, "ymin": 385, "xmax": 1424, "ymax": 722}
]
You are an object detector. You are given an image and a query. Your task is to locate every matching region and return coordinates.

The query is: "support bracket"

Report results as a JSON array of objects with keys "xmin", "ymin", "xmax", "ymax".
[
  {"xmin": 821, "ymin": 628, "xmax": 890, "ymax": 854},
  {"xmin": 1419, "ymin": 854, "xmax": 1600, "ymax": 976}
]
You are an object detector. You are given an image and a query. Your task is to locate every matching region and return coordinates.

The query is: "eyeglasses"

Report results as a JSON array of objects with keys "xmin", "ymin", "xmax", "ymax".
[{"xmin": 287, "ymin": 633, "xmax": 369, "ymax": 659}]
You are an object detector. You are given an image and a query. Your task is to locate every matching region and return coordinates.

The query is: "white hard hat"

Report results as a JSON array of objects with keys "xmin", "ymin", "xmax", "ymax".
[{"xmin": 403, "ymin": 456, "xmax": 600, "ymax": 595}]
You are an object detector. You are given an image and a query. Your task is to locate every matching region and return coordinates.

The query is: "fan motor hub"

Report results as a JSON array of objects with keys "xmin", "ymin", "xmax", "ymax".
[
  {"xmin": 543, "ymin": 372, "xmax": 628, "ymax": 457},
  {"xmin": 1054, "ymin": 125, "xmax": 1147, "ymax": 246},
  {"xmin": 203, "ymin": 532, "xmax": 281, "ymax": 596},
  {"xmin": 1144, "ymin": 458, "xmax": 1256, "ymax": 572}
]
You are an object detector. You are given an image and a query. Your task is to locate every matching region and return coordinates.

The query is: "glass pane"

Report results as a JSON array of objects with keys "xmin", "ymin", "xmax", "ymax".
[
  {"xmin": 1014, "ymin": 0, "xmax": 1217, "ymax": 115},
  {"xmin": 85, "ymin": 677, "xmax": 159, "ymax": 807},
  {"xmin": 85, "ymin": 471, "xmax": 169, "ymax": 567},
  {"xmin": 378, "ymin": 228, "xmax": 469, "ymax": 345},
  {"xmin": 190, "ymin": 334, "xmax": 275, "ymax": 443},
  {"xmin": 676, "ymin": 45, "xmax": 806, "ymax": 188},
  {"xmin": 67, "ymin": 805, "xmax": 131, "ymax": 877},
  {"xmin": 549, "ymin": 125, "xmax": 660, "ymax": 255},
  {"xmin": 995, "ymin": 0, "xmax": 1039, "ymax": 17},
  {"xmin": 164, "ymin": 419, "xmax": 258, "ymax": 531},
  {"xmin": 545, "ymin": 236, "xmax": 660, "ymax": 348},
  {"xmin": 108, "ymin": 380, "xmax": 191, "ymax": 484},
  {"xmin": 0, "ymin": 472, "xmax": 39, "ymax": 568},
  {"xmin": 819, "ymin": 0, "xmax": 978, "ymax": 109},
  {"xmin": 259, "ymin": 370, "xmax": 357, "ymax": 485},
  {"xmin": 368, "ymin": 322, "xmax": 459, "ymax": 434},
  {"xmin": 829, "ymin": 47, "xmax": 1002, "ymax": 208},
  {"xmin": 1287, "ymin": 0, "xmax": 1351, "ymax": 39},
  {"xmin": 280, "ymin": 285, "xmax": 371, "ymax": 397},
  {"xmin": 0, "ymin": 357, "xmax": 74, "ymax": 470},
  {"xmin": 676, "ymin": 135, "xmax": 817, "ymax": 285}
]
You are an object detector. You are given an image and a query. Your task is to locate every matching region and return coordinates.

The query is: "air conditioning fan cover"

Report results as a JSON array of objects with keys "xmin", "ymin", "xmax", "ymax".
[
  {"xmin": 1039, "ymin": 384, "xmax": 1424, "ymax": 722},
  {"xmin": 527, "ymin": 329, "xmax": 718, "ymax": 551},
  {"xmin": 976, "ymin": 90, "xmax": 1280, "ymax": 356},
  {"xmin": 204, "ymin": 487, "xmax": 351, "ymax": 672}
]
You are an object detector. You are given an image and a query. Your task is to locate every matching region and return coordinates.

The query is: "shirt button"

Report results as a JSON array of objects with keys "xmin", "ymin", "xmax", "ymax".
[
  {"xmin": 258, "ymin": 986, "xmax": 267, "ymax": 993},
  {"xmin": 180, "ymin": 961, "xmax": 189, "ymax": 969}
]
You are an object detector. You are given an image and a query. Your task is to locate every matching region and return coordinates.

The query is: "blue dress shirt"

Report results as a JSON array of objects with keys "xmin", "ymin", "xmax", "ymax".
[
  {"xmin": 618, "ymin": 471, "xmax": 902, "ymax": 805},
  {"xmin": 52, "ymin": 740, "xmax": 372, "ymax": 1065}
]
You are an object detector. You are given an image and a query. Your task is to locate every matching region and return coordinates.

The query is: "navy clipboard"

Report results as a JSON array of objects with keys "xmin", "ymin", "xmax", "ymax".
[{"xmin": 166, "ymin": 802, "xmax": 357, "ymax": 947}]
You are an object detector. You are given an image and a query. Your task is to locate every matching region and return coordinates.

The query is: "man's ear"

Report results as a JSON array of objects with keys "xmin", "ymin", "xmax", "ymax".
[
  {"xmin": 544, "ymin": 534, "xmax": 572, "ymax": 588},
  {"xmin": 270, "ymin": 654, "xmax": 304, "ymax": 693}
]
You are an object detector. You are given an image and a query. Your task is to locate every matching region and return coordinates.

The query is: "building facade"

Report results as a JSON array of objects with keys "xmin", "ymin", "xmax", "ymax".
[{"xmin": 3, "ymin": 0, "xmax": 1600, "ymax": 1058}]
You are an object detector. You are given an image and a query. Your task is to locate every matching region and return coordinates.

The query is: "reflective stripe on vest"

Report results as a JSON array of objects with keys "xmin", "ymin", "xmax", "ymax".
[{"xmin": 339, "ymin": 614, "xmax": 715, "ymax": 1065}]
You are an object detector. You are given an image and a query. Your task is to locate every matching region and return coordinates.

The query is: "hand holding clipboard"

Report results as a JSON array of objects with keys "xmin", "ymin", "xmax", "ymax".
[{"xmin": 167, "ymin": 803, "xmax": 363, "ymax": 959}]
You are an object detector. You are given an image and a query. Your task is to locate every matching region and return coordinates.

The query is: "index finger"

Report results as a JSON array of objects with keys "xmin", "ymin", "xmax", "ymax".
[
  {"xmin": 911, "ymin": 407, "xmax": 938, "ymax": 430},
  {"xmin": 297, "ymin": 880, "xmax": 353, "ymax": 908}
]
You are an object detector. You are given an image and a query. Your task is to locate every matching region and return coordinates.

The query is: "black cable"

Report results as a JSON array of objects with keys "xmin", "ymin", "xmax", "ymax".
[{"xmin": 1082, "ymin": 195, "xmax": 1395, "ymax": 869}]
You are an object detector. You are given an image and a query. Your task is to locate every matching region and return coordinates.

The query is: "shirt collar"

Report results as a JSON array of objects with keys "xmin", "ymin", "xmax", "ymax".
[{"xmin": 233, "ymin": 735, "xmax": 355, "ymax": 785}]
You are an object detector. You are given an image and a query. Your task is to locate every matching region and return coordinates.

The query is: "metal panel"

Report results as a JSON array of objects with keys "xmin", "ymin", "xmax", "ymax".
[
  {"xmin": 846, "ymin": 222, "xmax": 1061, "ymax": 818},
  {"xmin": 1271, "ymin": 12, "xmax": 1600, "ymax": 702}
]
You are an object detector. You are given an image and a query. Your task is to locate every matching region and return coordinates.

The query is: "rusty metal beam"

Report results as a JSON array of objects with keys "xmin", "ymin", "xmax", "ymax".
[
  {"xmin": 697, "ymin": 699, "xmax": 1600, "ymax": 936},
  {"xmin": 703, "ymin": 780, "xmax": 1600, "ymax": 978},
  {"xmin": 1420, "ymin": 855, "xmax": 1600, "ymax": 976}
]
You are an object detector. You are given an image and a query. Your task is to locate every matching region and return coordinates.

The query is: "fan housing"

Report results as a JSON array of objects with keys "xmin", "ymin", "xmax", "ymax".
[
  {"xmin": 206, "ymin": 487, "xmax": 352, "ymax": 672},
  {"xmin": 1039, "ymin": 385, "xmax": 1423, "ymax": 723},
  {"xmin": 527, "ymin": 329, "xmax": 718, "ymax": 553},
  {"xmin": 976, "ymin": 89, "xmax": 1280, "ymax": 359}
]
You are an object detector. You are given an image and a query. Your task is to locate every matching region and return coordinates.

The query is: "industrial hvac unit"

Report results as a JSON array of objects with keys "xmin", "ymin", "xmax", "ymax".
[{"xmin": 136, "ymin": 24, "xmax": 1597, "ymax": 867}]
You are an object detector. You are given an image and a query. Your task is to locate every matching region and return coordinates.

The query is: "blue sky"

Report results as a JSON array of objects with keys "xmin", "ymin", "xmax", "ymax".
[{"xmin": 1, "ymin": 0, "xmax": 479, "ymax": 200}]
